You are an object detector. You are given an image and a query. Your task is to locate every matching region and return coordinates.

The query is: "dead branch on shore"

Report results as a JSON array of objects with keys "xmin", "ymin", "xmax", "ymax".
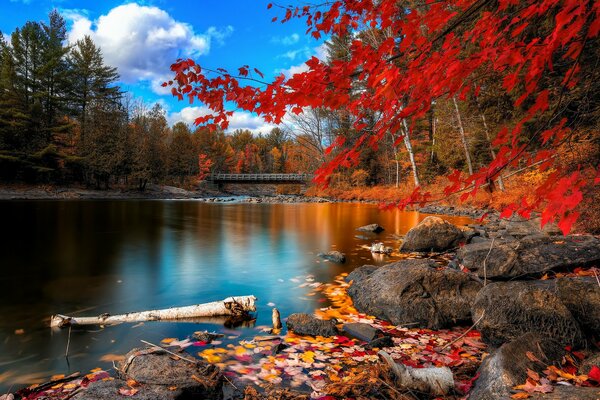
[{"xmin": 50, "ymin": 296, "xmax": 256, "ymax": 328}]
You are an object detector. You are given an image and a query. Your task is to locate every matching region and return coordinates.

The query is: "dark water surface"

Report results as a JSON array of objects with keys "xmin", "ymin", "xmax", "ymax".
[{"xmin": 0, "ymin": 200, "xmax": 470, "ymax": 391}]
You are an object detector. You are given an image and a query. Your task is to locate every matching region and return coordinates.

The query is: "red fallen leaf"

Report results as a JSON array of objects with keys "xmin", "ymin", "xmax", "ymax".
[
  {"xmin": 572, "ymin": 351, "xmax": 585, "ymax": 360},
  {"xmin": 118, "ymin": 387, "xmax": 139, "ymax": 396},
  {"xmin": 526, "ymin": 368, "xmax": 540, "ymax": 381},
  {"xmin": 588, "ymin": 366, "xmax": 600, "ymax": 383},
  {"xmin": 526, "ymin": 351, "xmax": 541, "ymax": 363},
  {"xmin": 193, "ymin": 341, "xmax": 208, "ymax": 346},
  {"xmin": 455, "ymin": 372, "xmax": 479, "ymax": 394}
]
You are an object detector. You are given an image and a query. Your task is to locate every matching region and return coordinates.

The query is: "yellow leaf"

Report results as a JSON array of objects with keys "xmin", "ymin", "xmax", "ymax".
[{"xmin": 161, "ymin": 338, "xmax": 177, "ymax": 344}]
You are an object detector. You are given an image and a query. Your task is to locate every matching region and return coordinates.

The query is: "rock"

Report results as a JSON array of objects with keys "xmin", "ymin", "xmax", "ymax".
[
  {"xmin": 472, "ymin": 281, "xmax": 585, "ymax": 347},
  {"xmin": 456, "ymin": 235, "xmax": 600, "ymax": 280},
  {"xmin": 71, "ymin": 379, "xmax": 178, "ymax": 400},
  {"xmin": 286, "ymin": 313, "xmax": 338, "ymax": 337},
  {"xmin": 400, "ymin": 216, "xmax": 465, "ymax": 252},
  {"xmin": 554, "ymin": 277, "xmax": 600, "ymax": 337},
  {"xmin": 529, "ymin": 386, "xmax": 600, "ymax": 399},
  {"xmin": 345, "ymin": 265, "xmax": 379, "ymax": 283},
  {"xmin": 347, "ymin": 259, "xmax": 482, "ymax": 329},
  {"xmin": 580, "ymin": 353, "xmax": 600, "ymax": 375},
  {"xmin": 366, "ymin": 335, "xmax": 394, "ymax": 349},
  {"xmin": 317, "ymin": 251, "xmax": 346, "ymax": 263},
  {"xmin": 118, "ymin": 348, "xmax": 222, "ymax": 396},
  {"xmin": 499, "ymin": 215, "xmax": 562, "ymax": 237},
  {"xmin": 357, "ymin": 223, "xmax": 384, "ymax": 233},
  {"xmin": 192, "ymin": 331, "xmax": 224, "ymax": 343},
  {"xmin": 469, "ymin": 333, "xmax": 565, "ymax": 400},
  {"xmin": 370, "ymin": 242, "xmax": 393, "ymax": 254},
  {"xmin": 342, "ymin": 323, "xmax": 380, "ymax": 342}
]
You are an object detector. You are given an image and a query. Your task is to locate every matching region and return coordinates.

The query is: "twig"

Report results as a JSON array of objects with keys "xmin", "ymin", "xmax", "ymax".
[
  {"xmin": 378, "ymin": 377, "xmax": 417, "ymax": 400},
  {"xmin": 139, "ymin": 340, "xmax": 197, "ymax": 364},
  {"xmin": 593, "ymin": 268, "xmax": 600, "ymax": 288},
  {"xmin": 439, "ymin": 311, "xmax": 486, "ymax": 351},
  {"xmin": 482, "ymin": 237, "xmax": 495, "ymax": 286},
  {"xmin": 139, "ymin": 340, "xmax": 238, "ymax": 390},
  {"xmin": 65, "ymin": 326, "xmax": 72, "ymax": 358}
]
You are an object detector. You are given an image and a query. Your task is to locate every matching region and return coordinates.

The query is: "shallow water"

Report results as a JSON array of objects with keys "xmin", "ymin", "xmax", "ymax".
[{"xmin": 0, "ymin": 200, "xmax": 471, "ymax": 391}]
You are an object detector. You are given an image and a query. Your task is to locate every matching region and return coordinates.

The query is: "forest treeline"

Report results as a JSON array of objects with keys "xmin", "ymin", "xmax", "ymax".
[
  {"xmin": 1, "ymin": 10, "xmax": 598, "ymax": 201},
  {"xmin": 0, "ymin": 11, "xmax": 321, "ymax": 189}
]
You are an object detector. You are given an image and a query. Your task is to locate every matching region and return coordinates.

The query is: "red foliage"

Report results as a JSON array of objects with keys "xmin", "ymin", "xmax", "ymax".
[
  {"xmin": 198, "ymin": 153, "xmax": 213, "ymax": 180},
  {"xmin": 169, "ymin": 0, "xmax": 600, "ymax": 233}
]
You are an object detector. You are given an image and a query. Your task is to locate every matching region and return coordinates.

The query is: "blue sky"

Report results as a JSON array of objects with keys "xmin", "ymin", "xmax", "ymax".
[{"xmin": 0, "ymin": 0, "xmax": 327, "ymax": 132}]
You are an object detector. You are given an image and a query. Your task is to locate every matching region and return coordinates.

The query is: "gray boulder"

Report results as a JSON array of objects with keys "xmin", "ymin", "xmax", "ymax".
[
  {"xmin": 342, "ymin": 323, "xmax": 380, "ymax": 342},
  {"xmin": 554, "ymin": 277, "xmax": 600, "ymax": 337},
  {"xmin": 469, "ymin": 333, "xmax": 565, "ymax": 400},
  {"xmin": 286, "ymin": 313, "xmax": 338, "ymax": 337},
  {"xmin": 400, "ymin": 216, "xmax": 465, "ymax": 252},
  {"xmin": 73, "ymin": 347, "xmax": 223, "ymax": 400},
  {"xmin": 472, "ymin": 281, "xmax": 585, "ymax": 347},
  {"xmin": 71, "ymin": 379, "xmax": 178, "ymax": 400},
  {"xmin": 370, "ymin": 242, "xmax": 393, "ymax": 254},
  {"xmin": 357, "ymin": 223, "xmax": 384, "ymax": 233},
  {"xmin": 529, "ymin": 386, "xmax": 600, "ymax": 399},
  {"xmin": 317, "ymin": 251, "xmax": 346, "ymax": 263},
  {"xmin": 457, "ymin": 235, "xmax": 600, "ymax": 280},
  {"xmin": 347, "ymin": 259, "xmax": 482, "ymax": 329}
]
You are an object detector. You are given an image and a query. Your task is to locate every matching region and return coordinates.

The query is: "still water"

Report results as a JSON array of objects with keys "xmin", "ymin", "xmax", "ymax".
[{"xmin": 0, "ymin": 200, "xmax": 470, "ymax": 391}]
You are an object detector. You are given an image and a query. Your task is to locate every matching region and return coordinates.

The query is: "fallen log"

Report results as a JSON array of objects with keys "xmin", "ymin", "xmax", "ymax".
[
  {"xmin": 50, "ymin": 295, "xmax": 256, "ymax": 328},
  {"xmin": 378, "ymin": 350, "xmax": 454, "ymax": 396}
]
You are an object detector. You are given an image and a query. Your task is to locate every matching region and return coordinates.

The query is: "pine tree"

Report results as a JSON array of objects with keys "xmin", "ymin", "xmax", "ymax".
[{"xmin": 69, "ymin": 35, "xmax": 119, "ymax": 146}]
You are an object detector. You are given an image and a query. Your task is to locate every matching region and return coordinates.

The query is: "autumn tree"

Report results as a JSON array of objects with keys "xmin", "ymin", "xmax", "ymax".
[{"xmin": 169, "ymin": 0, "xmax": 600, "ymax": 233}]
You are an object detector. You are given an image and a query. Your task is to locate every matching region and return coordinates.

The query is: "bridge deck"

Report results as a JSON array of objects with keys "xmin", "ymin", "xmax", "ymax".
[{"xmin": 208, "ymin": 173, "xmax": 312, "ymax": 183}]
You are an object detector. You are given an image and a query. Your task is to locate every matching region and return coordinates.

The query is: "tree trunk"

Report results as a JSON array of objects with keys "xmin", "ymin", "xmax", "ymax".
[
  {"xmin": 50, "ymin": 296, "xmax": 257, "ymax": 328},
  {"xmin": 480, "ymin": 112, "xmax": 505, "ymax": 191},
  {"xmin": 402, "ymin": 119, "xmax": 420, "ymax": 187},
  {"xmin": 453, "ymin": 96, "xmax": 474, "ymax": 175}
]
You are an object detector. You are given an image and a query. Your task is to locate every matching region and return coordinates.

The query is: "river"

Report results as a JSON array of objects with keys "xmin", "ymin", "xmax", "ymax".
[{"xmin": 0, "ymin": 200, "xmax": 471, "ymax": 392}]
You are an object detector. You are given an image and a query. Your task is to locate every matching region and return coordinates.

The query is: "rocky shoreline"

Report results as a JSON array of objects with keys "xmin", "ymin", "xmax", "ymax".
[{"xmin": 3, "ymin": 200, "xmax": 599, "ymax": 400}]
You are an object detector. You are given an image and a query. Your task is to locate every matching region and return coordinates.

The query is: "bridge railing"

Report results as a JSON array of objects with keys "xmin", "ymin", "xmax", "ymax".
[{"xmin": 208, "ymin": 173, "xmax": 312, "ymax": 182}]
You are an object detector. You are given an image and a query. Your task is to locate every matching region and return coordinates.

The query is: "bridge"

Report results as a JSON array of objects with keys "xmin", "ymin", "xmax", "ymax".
[{"xmin": 207, "ymin": 173, "xmax": 312, "ymax": 184}]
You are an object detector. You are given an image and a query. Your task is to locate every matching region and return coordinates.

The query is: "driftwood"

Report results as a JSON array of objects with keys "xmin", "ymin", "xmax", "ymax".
[
  {"xmin": 378, "ymin": 350, "xmax": 454, "ymax": 396},
  {"xmin": 50, "ymin": 295, "xmax": 256, "ymax": 328}
]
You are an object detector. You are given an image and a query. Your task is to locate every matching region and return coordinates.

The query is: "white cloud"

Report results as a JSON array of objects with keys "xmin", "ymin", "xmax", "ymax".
[
  {"xmin": 277, "ymin": 43, "xmax": 329, "ymax": 78},
  {"xmin": 271, "ymin": 33, "xmax": 300, "ymax": 46},
  {"xmin": 66, "ymin": 3, "xmax": 233, "ymax": 94},
  {"xmin": 167, "ymin": 107, "xmax": 277, "ymax": 135}
]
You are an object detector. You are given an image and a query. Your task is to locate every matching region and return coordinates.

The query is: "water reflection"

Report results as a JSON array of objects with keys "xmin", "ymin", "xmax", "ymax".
[{"xmin": 0, "ymin": 200, "xmax": 470, "ymax": 391}]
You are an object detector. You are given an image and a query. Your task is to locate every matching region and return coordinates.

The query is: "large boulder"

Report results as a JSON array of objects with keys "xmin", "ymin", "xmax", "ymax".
[
  {"xmin": 118, "ymin": 348, "xmax": 222, "ymax": 395},
  {"xmin": 472, "ymin": 281, "xmax": 585, "ymax": 348},
  {"xmin": 286, "ymin": 313, "xmax": 338, "ymax": 337},
  {"xmin": 317, "ymin": 251, "xmax": 346, "ymax": 263},
  {"xmin": 73, "ymin": 348, "xmax": 223, "ymax": 400},
  {"xmin": 456, "ymin": 235, "xmax": 600, "ymax": 280},
  {"xmin": 357, "ymin": 223, "xmax": 384, "ymax": 233},
  {"xmin": 71, "ymin": 379, "xmax": 178, "ymax": 400},
  {"xmin": 347, "ymin": 259, "xmax": 482, "ymax": 329},
  {"xmin": 469, "ymin": 333, "xmax": 565, "ymax": 400},
  {"xmin": 554, "ymin": 277, "xmax": 600, "ymax": 337},
  {"xmin": 529, "ymin": 386, "xmax": 600, "ymax": 399},
  {"xmin": 400, "ymin": 216, "xmax": 465, "ymax": 252}
]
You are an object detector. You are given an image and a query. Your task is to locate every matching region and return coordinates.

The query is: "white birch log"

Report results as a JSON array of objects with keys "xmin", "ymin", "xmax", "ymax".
[
  {"xmin": 379, "ymin": 350, "xmax": 454, "ymax": 396},
  {"xmin": 50, "ymin": 295, "xmax": 256, "ymax": 328}
]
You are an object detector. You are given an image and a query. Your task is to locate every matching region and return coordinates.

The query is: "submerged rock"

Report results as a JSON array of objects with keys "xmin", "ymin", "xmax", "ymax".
[
  {"xmin": 400, "ymin": 216, "xmax": 464, "ymax": 252},
  {"xmin": 317, "ymin": 251, "xmax": 346, "ymax": 263},
  {"xmin": 347, "ymin": 259, "xmax": 482, "ymax": 329},
  {"xmin": 469, "ymin": 333, "xmax": 565, "ymax": 400},
  {"xmin": 286, "ymin": 313, "xmax": 338, "ymax": 337},
  {"xmin": 456, "ymin": 235, "xmax": 600, "ymax": 280},
  {"xmin": 356, "ymin": 223, "xmax": 384, "ymax": 233}
]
